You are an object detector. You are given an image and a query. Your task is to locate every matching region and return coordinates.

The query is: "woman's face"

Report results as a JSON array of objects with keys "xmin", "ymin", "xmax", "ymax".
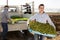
[{"xmin": 39, "ymin": 6, "xmax": 44, "ymax": 13}]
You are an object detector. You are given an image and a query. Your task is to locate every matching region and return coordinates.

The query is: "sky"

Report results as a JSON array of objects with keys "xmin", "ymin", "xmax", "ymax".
[{"xmin": 0, "ymin": 0, "xmax": 60, "ymax": 12}]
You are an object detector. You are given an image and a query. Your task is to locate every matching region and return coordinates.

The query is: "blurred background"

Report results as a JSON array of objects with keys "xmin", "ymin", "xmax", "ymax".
[{"xmin": 0, "ymin": 0, "xmax": 60, "ymax": 40}]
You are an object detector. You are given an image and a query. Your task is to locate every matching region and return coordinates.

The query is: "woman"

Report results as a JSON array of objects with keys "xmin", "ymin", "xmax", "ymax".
[{"xmin": 27, "ymin": 4, "xmax": 56, "ymax": 40}]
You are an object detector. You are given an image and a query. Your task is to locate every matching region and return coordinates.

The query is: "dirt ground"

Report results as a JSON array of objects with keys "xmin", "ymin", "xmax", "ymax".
[{"xmin": 0, "ymin": 31, "xmax": 60, "ymax": 40}]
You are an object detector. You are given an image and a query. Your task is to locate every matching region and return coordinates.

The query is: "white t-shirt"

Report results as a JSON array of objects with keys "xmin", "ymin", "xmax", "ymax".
[{"xmin": 27, "ymin": 13, "xmax": 56, "ymax": 29}]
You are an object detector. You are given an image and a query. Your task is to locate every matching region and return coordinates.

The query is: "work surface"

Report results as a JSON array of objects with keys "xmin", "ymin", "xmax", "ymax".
[{"xmin": 0, "ymin": 21, "xmax": 28, "ymax": 31}]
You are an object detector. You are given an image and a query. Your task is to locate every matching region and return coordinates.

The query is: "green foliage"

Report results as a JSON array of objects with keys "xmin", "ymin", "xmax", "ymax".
[
  {"xmin": 29, "ymin": 21, "xmax": 56, "ymax": 35},
  {"xmin": 11, "ymin": 15, "xmax": 22, "ymax": 19}
]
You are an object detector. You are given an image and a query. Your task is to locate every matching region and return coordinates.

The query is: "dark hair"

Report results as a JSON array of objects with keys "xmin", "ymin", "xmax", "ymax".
[
  {"xmin": 39, "ymin": 4, "xmax": 44, "ymax": 8},
  {"xmin": 4, "ymin": 5, "xmax": 9, "ymax": 8}
]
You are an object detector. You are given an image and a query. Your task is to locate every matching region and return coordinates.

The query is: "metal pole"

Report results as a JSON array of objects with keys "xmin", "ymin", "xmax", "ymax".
[
  {"xmin": 7, "ymin": 0, "xmax": 8, "ymax": 5},
  {"xmin": 20, "ymin": 5, "xmax": 23, "ymax": 17},
  {"xmin": 21, "ymin": 5, "xmax": 22, "ymax": 14},
  {"xmin": 32, "ymin": 1, "xmax": 34, "ymax": 15}
]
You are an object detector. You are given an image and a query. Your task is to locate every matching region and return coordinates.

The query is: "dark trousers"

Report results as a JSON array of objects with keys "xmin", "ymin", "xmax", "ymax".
[
  {"xmin": 39, "ymin": 35, "xmax": 43, "ymax": 40},
  {"xmin": 34, "ymin": 34, "xmax": 43, "ymax": 40},
  {"xmin": 1, "ymin": 23, "xmax": 8, "ymax": 40}
]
